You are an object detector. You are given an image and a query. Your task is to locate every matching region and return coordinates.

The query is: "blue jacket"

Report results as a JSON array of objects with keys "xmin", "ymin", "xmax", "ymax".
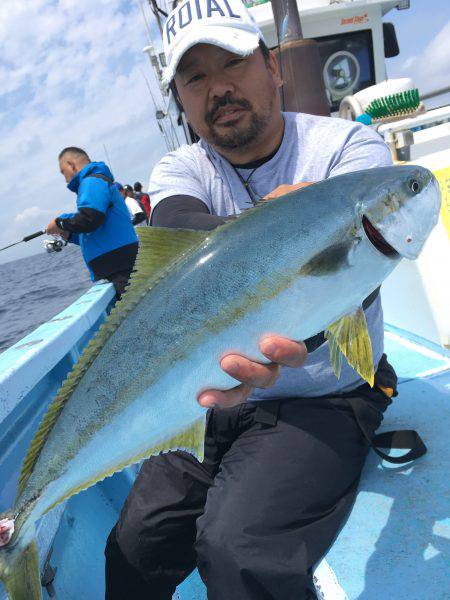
[{"xmin": 59, "ymin": 162, "xmax": 138, "ymax": 280}]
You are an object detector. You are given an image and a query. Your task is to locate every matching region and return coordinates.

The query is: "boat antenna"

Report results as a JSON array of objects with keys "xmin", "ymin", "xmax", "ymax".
[
  {"xmin": 103, "ymin": 144, "xmax": 114, "ymax": 173},
  {"xmin": 140, "ymin": 67, "xmax": 161, "ymax": 109},
  {"xmin": 146, "ymin": 0, "xmax": 166, "ymax": 35},
  {"xmin": 141, "ymin": 1, "xmax": 166, "ymax": 97},
  {"xmin": 140, "ymin": 0, "xmax": 181, "ymax": 150},
  {"xmin": 139, "ymin": 68, "xmax": 172, "ymax": 152},
  {"xmin": 157, "ymin": 118, "xmax": 173, "ymax": 153},
  {"xmin": 0, "ymin": 230, "xmax": 46, "ymax": 253},
  {"xmin": 141, "ymin": 1, "xmax": 158, "ymax": 41},
  {"xmin": 167, "ymin": 113, "xmax": 181, "ymax": 149}
]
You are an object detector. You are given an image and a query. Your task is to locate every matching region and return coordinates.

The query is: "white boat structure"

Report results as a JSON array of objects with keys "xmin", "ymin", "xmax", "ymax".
[{"xmin": 0, "ymin": 0, "xmax": 448, "ymax": 598}]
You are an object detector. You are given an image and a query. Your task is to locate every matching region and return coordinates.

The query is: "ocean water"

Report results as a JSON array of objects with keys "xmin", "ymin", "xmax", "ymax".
[{"xmin": 0, "ymin": 247, "xmax": 92, "ymax": 353}]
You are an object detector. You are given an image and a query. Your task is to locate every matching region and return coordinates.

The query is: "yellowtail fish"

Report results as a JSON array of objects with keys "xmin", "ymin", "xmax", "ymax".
[{"xmin": 0, "ymin": 165, "xmax": 441, "ymax": 599}]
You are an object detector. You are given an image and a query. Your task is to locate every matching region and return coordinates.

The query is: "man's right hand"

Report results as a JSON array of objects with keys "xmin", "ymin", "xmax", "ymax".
[
  {"xmin": 197, "ymin": 335, "xmax": 307, "ymax": 409},
  {"xmin": 46, "ymin": 219, "xmax": 65, "ymax": 236}
]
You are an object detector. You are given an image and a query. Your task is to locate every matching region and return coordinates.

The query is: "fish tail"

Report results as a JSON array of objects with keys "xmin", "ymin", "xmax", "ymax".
[
  {"xmin": 0, "ymin": 517, "xmax": 41, "ymax": 600},
  {"xmin": 1, "ymin": 540, "xmax": 41, "ymax": 600}
]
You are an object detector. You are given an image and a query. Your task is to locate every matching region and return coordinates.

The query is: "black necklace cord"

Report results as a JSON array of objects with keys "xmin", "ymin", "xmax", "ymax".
[{"xmin": 232, "ymin": 165, "xmax": 261, "ymax": 206}]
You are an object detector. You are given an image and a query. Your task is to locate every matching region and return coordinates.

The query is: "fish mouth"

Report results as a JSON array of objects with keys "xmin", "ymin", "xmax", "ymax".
[{"xmin": 362, "ymin": 216, "xmax": 399, "ymax": 258}]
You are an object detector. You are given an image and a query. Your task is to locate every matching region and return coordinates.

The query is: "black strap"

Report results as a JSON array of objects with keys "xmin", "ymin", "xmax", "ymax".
[
  {"xmin": 304, "ymin": 287, "xmax": 381, "ymax": 353},
  {"xmin": 254, "ymin": 400, "xmax": 279, "ymax": 426},
  {"xmin": 85, "ymin": 173, "xmax": 114, "ymax": 208},
  {"xmin": 346, "ymin": 395, "xmax": 427, "ymax": 464},
  {"xmin": 86, "ymin": 173, "xmax": 113, "ymax": 184}
]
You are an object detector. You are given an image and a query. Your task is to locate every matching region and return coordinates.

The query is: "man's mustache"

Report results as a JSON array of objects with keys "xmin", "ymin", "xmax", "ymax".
[{"xmin": 206, "ymin": 94, "xmax": 252, "ymax": 125}]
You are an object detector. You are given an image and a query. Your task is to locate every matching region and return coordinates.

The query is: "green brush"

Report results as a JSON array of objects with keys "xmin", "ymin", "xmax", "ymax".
[{"xmin": 365, "ymin": 88, "xmax": 420, "ymax": 120}]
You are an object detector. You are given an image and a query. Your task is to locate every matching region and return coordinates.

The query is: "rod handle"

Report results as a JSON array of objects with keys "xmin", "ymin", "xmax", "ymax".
[{"xmin": 23, "ymin": 230, "xmax": 45, "ymax": 242}]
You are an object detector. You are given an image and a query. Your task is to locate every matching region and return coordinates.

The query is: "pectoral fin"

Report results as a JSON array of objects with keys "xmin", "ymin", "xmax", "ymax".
[{"xmin": 325, "ymin": 307, "xmax": 374, "ymax": 387}]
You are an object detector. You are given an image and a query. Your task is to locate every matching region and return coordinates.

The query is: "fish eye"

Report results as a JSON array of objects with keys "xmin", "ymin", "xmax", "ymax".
[{"xmin": 409, "ymin": 179, "xmax": 420, "ymax": 194}]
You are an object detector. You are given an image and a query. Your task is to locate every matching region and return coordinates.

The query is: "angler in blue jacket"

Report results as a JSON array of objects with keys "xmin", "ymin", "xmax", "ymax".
[{"xmin": 46, "ymin": 147, "xmax": 138, "ymax": 298}]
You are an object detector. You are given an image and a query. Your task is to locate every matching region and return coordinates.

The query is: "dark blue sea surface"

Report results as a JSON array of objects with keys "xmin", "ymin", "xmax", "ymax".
[{"xmin": 0, "ymin": 248, "xmax": 92, "ymax": 353}]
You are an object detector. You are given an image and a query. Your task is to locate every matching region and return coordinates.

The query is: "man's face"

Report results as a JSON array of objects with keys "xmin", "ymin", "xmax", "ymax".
[
  {"xmin": 174, "ymin": 44, "xmax": 282, "ymax": 152},
  {"xmin": 59, "ymin": 157, "xmax": 77, "ymax": 183}
]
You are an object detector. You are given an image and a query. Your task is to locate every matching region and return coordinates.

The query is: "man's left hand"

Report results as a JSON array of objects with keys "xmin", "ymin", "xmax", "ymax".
[
  {"xmin": 197, "ymin": 336, "xmax": 307, "ymax": 409},
  {"xmin": 264, "ymin": 181, "xmax": 314, "ymax": 200},
  {"xmin": 46, "ymin": 219, "xmax": 65, "ymax": 236}
]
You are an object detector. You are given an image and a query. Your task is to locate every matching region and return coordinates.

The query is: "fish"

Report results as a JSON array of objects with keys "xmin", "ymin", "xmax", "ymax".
[{"xmin": 0, "ymin": 164, "xmax": 441, "ymax": 599}]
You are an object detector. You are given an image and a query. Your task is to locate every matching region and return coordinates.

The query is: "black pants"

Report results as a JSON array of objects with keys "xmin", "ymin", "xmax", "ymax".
[
  {"xmin": 106, "ymin": 269, "xmax": 133, "ymax": 300},
  {"xmin": 105, "ymin": 358, "xmax": 396, "ymax": 600}
]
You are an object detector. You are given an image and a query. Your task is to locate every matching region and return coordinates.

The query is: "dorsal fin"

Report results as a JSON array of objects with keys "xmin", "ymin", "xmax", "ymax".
[
  {"xmin": 17, "ymin": 227, "xmax": 208, "ymax": 496},
  {"xmin": 325, "ymin": 307, "xmax": 375, "ymax": 387},
  {"xmin": 122, "ymin": 227, "xmax": 209, "ymax": 301}
]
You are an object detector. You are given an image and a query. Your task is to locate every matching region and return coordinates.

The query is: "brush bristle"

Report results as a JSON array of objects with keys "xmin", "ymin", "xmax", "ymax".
[{"xmin": 365, "ymin": 89, "xmax": 420, "ymax": 119}]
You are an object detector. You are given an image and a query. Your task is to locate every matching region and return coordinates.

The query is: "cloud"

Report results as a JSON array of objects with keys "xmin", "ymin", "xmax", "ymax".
[
  {"xmin": 391, "ymin": 19, "xmax": 450, "ymax": 93},
  {"xmin": 401, "ymin": 57, "xmax": 415, "ymax": 72},
  {"xmin": 0, "ymin": 0, "xmax": 171, "ymax": 263},
  {"xmin": 14, "ymin": 206, "xmax": 54, "ymax": 224}
]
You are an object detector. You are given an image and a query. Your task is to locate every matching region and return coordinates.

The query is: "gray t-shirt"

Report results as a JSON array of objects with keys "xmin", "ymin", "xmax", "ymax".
[{"xmin": 149, "ymin": 112, "xmax": 393, "ymax": 399}]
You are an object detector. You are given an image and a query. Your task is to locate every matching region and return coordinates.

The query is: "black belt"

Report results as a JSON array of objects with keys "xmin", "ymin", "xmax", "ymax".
[
  {"xmin": 253, "ymin": 395, "xmax": 426, "ymax": 465},
  {"xmin": 253, "ymin": 396, "xmax": 426, "ymax": 464}
]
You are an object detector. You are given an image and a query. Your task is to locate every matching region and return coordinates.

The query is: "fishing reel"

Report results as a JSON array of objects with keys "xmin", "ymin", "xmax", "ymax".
[{"xmin": 44, "ymin": 238, "xmax": 67, "ymax": 253}]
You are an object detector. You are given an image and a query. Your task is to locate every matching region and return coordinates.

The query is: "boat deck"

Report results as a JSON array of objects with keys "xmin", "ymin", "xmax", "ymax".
[
  {"xmin": 322, "ymin": 326, "xmax": 450, "ymax": 599},
  {"xmin": 45, "ymin": 327, "xmax": 450, "ymax": 599}
]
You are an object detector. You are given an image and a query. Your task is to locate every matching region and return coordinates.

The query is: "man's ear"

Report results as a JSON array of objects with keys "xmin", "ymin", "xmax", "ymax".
[
  {"xmin": 171, "ymin": 80, "xmax": 184, "ymax": 110},
  {"xmin": 268, "ymin": 50, "xmax": 283, "ymax": 88}
]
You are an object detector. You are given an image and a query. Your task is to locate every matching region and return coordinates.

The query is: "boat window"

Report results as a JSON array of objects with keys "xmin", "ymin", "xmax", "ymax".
[{"xmin": 305, "ymin": 30, "xmax": 376, "ymax": 113}]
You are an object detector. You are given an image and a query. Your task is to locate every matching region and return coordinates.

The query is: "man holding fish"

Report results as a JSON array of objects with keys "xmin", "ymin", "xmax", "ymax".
[
  {"xmin": 104, "ymin": 0, "xmax": 411, "ymax": 598},
  {"xmin": 0, "ymin": 0, "xmax": 439, "ymax": 596}
]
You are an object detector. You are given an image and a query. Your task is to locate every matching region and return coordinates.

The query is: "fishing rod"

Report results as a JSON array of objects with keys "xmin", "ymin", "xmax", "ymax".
[{"xmin": 0, "ymin": 230, "xmax": 46, "ymax": 253}]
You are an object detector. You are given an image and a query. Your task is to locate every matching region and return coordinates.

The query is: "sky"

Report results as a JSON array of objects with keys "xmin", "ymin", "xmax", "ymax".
[{"xmin": 0, "ymin": 0, "xmax": 449, "ymax": 264}]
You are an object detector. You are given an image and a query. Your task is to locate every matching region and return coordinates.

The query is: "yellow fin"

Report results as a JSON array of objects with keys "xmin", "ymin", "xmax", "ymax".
[
  {"xmin": 18, "ymin": 227, "xmax": 208, "ymax": 497},
  {"xmin": 326, "ymin": 329, "xmax": 343, "ymax": 380},
  {"xmin": 128, "ymin": 227, "xmax": 209, "ymax": 298},
  {"xmin": 325, "ymin": 307, "xmax": 374, "ymax": 387},
  {"xmin": 2, "ymin": 540, "xmax": 41, "ymax": 600}
]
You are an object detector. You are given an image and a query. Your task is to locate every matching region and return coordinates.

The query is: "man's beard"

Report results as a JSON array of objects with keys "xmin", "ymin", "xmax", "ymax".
[{"xmin": 204, "ymin": 93, "xmax": 273, "ymax": 151}]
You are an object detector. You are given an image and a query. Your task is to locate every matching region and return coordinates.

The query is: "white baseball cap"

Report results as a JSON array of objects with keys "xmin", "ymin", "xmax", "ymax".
[{"xmin": 161, "ymin": 0, "xmax": 264, "ymax": 89}]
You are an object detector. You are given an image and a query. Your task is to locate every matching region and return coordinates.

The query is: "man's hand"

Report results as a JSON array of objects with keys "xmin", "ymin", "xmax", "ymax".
[
  {"xmin": 264, "ymin": 181, "xmax": 314, "ymax": 200},
  {"xmin": 46, "ymin": 219, "xmax": 65, "ymax": 236},
  {"xmin": 197, "ymin": 336, "xmax": 307, "ymax": 409}
]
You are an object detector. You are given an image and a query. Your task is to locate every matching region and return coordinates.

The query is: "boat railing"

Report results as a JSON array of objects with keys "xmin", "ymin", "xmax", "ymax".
[
  {"xmin": 0, "ymin": 282, "xmax": 115, "ymax": 577},
  {"xmin": 378, "ymin": 105, "xmax": 450, "ymax": 161}
]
